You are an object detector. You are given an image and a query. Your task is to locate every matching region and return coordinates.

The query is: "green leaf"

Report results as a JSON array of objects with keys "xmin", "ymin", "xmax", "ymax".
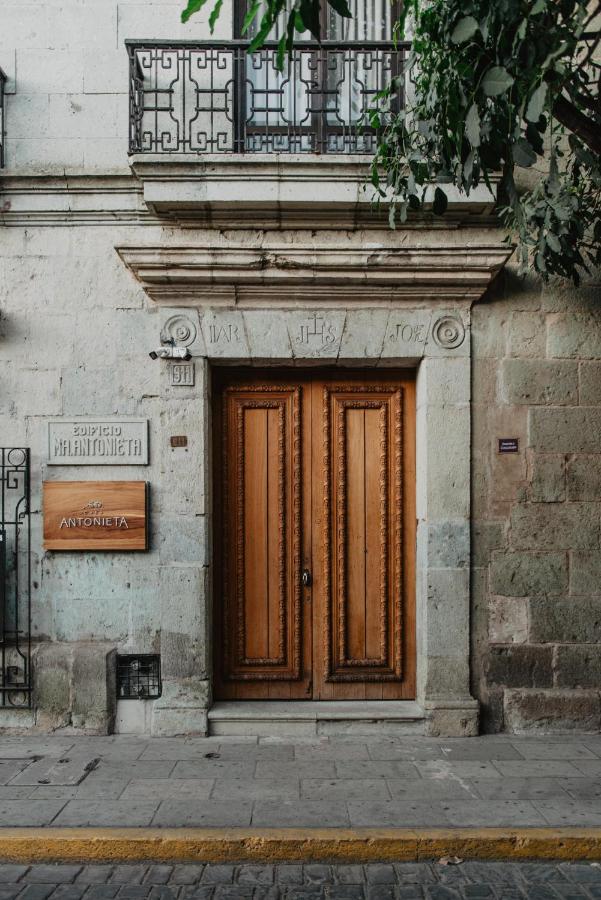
[
  {"xmin": 525, "ymin": 83, "xmax": 547, "ymax": 122},
  {"xmin": 241, "ymin": 0, "xmax": 260, "ymax": 35},
  {"xmin": 465, "ymin": 103, "xmax": 480, "ymax": 148},
  {"xmin": 482, "ymin": 66, "xmax": 514, "ymax": 96},
  {"xmin": 464, "ymin": 149, "xmax": 475, "ymax": 184},
  {"xmin": 451, "ymin": 16, "xmax": 479, "ymax": 44},
  {"xmin": 181, "ymin": 0, "xmax": 209, "ymax": 22},
  {"xmin": 294, "ymin": 10, "xmax": 306, "ymax": 30},
  {"xmin": 208, "ymin": 0, "xmax": 223, "ymax": 33},
  {"xmin": 299, "ymin": 0, "xmax": 321, "ymax": 39},
  {"xmin": 513, "ymin": 137, "xmax": 537, "ymax": 167},
  {"xmin": 327, "ymin": 0, "xmax": 352, "ymax": 18},
  {"xmin": 433, "ymin": 186, "xmax": 448, "ymax": 215},
  {"xmin": 276, "ymin": 33, "xmax": 287, "ymax": 70},
  {"xmin": 546, "ymin": 232, "xmax": 561, "ymax": 252},
  {"xmin": 526, "ymin": 122, "xmax": 544, "ymax": 155},
  {"xmin": 285, "ymin": 9, "xmax": 296, "ymax": 52},
  {"xmin": 531, "ymin": 0, "xmax": 547, "ymax": 13}
]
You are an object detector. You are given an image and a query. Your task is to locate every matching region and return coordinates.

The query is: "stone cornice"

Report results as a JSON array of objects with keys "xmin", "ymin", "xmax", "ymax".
[
  {"xmin": 0, "ymin": 174, "xmax": 155, "ymax": 226},
  {"xmin": 117, "ymin": 241, "xmax": 514, "ymax": 306}
]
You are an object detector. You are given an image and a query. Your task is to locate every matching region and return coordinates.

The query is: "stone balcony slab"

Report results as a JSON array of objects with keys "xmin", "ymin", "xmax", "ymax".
[{"xmin": 129, "ymin": 154, "xmax": 499, "ymax": 229}]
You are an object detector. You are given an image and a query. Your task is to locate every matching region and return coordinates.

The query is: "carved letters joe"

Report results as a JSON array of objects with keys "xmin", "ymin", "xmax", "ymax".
[
  {"xmin": 48, "ymin": 419, "xmax": 149, "ymax": 465},
  {"xmin": 43, "ymin": 481, "xmax": 149, "ymax": 551}
]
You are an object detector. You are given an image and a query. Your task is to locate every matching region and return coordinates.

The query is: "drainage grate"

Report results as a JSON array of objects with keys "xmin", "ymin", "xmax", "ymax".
[{"xmin": 117, "ymin": 654, "xmax": 161, "ymax": 699}]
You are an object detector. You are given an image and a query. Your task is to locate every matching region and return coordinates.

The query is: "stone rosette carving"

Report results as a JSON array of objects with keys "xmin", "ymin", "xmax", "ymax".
[
  {"xmin": 432, "ymin": 315, "xmax": 466, "ymax": 350},
  {"xmin": 160, "ymin": 314, "xmax": 197, "ymax": 347}
]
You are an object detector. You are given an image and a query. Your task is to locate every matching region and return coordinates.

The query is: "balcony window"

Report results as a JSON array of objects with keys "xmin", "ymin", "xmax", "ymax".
[{"xmin": 127, "ymin": 0, "xmax": 404, "ymax": 156}]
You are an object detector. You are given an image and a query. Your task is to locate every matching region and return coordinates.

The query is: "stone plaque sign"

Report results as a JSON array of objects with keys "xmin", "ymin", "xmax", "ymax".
[
  {"xmin": 48, "ymin": 419, "xmax": 148, "ymax": 465},
  {"xmin": 170, "ymin": 362, "xmax": 195, "ymax": 386},
  {"xmin": 43, "ymin": 481, "xmax": 148, "ymax": 551},
  {"xmin": 498, "ymin": 438, "xmax": 519, "ymax": 453}
]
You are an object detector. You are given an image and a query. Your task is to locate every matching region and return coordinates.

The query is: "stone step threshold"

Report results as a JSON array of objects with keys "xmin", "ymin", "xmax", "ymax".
[
  {"xmin": 208, "ymin": 701, "xmax": 425, "ymax": 736},
  {"xmin": 0, "ymin": 828, "xmax": 600, "ymax": 863}
]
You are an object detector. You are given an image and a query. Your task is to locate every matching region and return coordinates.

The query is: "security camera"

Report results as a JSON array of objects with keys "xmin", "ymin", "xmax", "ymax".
[{"xmin": 149, "ymin": 346, "xmax": 191, "ymax": 360}]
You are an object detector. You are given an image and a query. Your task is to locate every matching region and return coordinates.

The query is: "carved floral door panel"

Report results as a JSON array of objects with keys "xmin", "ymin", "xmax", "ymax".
[{"xmin": 214, "ymin": 370, "xmax": 415, "ymax": 701}]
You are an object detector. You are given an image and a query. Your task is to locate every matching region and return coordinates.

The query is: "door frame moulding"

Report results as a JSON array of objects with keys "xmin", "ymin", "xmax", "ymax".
[
  {"xmin": 145, "ymin": 300, "xmax": 479, "ymax": 736},
  {"xmin": 199, "ymin": 336, "xmax": 476, "ymax": 736},
  {"xmin": 119, "ymin": 232, "xmax": 511, "ymax": 736}
]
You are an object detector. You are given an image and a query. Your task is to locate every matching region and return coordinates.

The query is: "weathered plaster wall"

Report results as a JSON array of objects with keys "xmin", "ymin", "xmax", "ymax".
[
  {"xmin": 472, "ymin": 266, "xmax": 601, "ymax": 733},
  {"xmin": 0, "ymin": 224, "xmax": 211, "ymax": 732}
]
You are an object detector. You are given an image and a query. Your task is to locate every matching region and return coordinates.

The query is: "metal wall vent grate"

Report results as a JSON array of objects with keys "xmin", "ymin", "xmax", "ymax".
[{"xmin": 117, "ymin": 654, "xmax": 161, "ymax": 699}]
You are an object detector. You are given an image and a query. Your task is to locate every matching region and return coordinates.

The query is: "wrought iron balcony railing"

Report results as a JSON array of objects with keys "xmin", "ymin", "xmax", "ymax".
[
  {"xmin": 0, "ymin": 67, "xmax": 6, "ymax": 168},
  {"xmin": 127, "ymin": 41, "xmax": 405, "ymax": 156}
]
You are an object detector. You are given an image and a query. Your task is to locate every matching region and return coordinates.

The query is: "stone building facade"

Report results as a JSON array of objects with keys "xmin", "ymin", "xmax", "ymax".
[{"xmin": 0, "ymin": 0, "xmax": 599, "ymax": 737}]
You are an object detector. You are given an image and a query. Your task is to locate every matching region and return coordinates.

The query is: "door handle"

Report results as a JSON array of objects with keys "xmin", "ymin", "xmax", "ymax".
[{"xmin": 302, "ymin": 568, "xmax": 312, "ymax": 588}]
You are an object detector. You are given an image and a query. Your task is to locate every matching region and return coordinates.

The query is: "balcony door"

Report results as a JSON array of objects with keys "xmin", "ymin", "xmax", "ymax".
[
  {"xmin": 213, "ymin": 369, "xmax": 416, "ymax": 700},
  {"xmin": 237, "ymin": 0, "xmax": 399, "ymax": 153}
]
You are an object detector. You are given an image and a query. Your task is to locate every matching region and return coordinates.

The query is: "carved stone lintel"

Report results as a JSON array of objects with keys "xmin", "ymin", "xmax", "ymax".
[{"xmin": 117, "ymin": 243, "xmax": 514, "ymax": 307}]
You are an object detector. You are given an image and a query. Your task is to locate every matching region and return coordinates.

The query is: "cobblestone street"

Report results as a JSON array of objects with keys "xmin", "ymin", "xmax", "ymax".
[
  {"xmin": 1, "ymin": 861, "xmax": 601, "ymax": 900},
  {"xmin": 0, "ymin": 735, "xmax": 601, "ymax": 828}
]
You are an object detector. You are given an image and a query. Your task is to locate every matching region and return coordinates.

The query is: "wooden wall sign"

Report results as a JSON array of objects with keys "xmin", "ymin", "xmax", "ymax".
[{"xmin": 43, "ymin": 481, "xmax": 148, "ymax": 551}]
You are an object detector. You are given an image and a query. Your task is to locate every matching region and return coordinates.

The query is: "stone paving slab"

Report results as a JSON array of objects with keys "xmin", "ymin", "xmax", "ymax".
[
  {"xmin": 0, "ymin": 736, "xmax": 600, "ymax": 828},
  {"xmin": 1, "ymin": 862, "xmax": 601, "ymax": 900}
]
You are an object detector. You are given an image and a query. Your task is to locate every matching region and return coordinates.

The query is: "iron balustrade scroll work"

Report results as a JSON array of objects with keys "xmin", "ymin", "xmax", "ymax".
[
  {"xmin": 127, "ymin": 41, "xmax": 405, "ymax": 155},
  {"xmin": 0, "ymin": 449, "xmax": 31, "ymax": 709},
  {"xmin": 0, "ymin": 67, "xmax": 6, "ymax": 168}
]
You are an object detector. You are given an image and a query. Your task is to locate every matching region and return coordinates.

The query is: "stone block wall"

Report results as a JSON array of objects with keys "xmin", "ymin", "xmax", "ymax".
[
  {"xmin": 0, "ymin": 0, "xmax": 232, "ymax": 175},
  {"xmin": 0, "ymin": 225, "xmax": 211, "ymax": 733},
  {"xmin": 2, "ymin": 0, "xmax": 601, "ymax": 735},
  {"xmin": 472, "ymin": 266, "xmax": 601, "ymax": 733}
]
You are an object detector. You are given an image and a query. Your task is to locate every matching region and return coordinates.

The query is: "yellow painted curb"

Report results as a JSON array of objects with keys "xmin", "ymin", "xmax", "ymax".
[{"xmin": 0, "ymin": 828, "xmax": 601, "ymax": 862}]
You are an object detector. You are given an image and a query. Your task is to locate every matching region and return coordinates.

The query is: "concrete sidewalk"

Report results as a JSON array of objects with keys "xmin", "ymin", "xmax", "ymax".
[{"xmin": 0, "ymin": 734, "xmax": 600, "ymax": 829}]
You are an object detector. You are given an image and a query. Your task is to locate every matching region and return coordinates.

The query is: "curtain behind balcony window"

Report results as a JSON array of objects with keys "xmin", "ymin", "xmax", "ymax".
[
  {"xmin": 326, "ymin": 0, "xmax": 393, "ymax": 40},
  {"xmin": 240, "ymin": 0, "xmax": 395, "ymax": 151}
]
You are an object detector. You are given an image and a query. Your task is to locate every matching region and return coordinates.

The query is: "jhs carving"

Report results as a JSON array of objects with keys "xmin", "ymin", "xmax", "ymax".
[{"xmin": 295, "ymin": 313, "xmax": 337, "ymax": 350}]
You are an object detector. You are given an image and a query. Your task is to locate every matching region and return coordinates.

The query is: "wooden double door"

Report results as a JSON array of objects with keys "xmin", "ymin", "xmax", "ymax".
[{"xmin": 213, "ymin": 369, "xmax": 416, "ymax": 700}]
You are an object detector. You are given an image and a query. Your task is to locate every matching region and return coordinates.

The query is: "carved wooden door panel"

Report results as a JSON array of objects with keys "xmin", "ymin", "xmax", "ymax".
[
  {"xmin": 214, "ymin": 370, "xmax": 415, "ymax": 700},
  {"xmin": 310, "ymin": 378, "xmax": 416, "ymax": 699},
  {"xmin": 213, "ymin": 376, "xmax": 312, "ymax": 699}
]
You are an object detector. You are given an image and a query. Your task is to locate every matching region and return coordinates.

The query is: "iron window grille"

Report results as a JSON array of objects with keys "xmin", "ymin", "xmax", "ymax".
[
  {"xmin": 0, "ymin": 449, "xmax": 32, "ymax": 708},
  {"xmin": 117, "ymin": 654, "xmax": 162, "ymax": 699},
  {"xmin": 127, "ymin": 40, "xmax": 406, "ymax": 156},
  {"xmin": 0, "ymin": 67, "xmax": 6, "ymax": 168}
]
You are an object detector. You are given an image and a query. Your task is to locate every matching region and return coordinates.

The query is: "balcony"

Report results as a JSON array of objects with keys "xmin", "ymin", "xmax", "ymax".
[
  {"xmin": 127, "ymin": 40, "xmax": 404, "ymax": 157},
  {"xmin": 125, "ymin": 40, "xmax": 495, "ymax": 226},
  {"xmin": 126, "ymin": 39, "xmax": 411, "ymax": 224},
  {"xmin": 0, "ymin": 67, "xmax": 6, "ymax": 169}
]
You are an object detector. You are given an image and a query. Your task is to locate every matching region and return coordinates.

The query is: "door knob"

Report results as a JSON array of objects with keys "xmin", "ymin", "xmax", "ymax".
[{"xmin": 302, "ymin": 568, "xmax": 312, "ymax": 587}]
